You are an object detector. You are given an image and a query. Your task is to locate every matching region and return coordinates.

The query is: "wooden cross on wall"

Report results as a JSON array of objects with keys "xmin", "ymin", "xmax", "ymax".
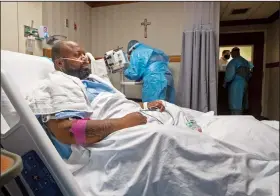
[{"xmin": 141, "ymin": 19, "xmax": 151, "ymax": 38}]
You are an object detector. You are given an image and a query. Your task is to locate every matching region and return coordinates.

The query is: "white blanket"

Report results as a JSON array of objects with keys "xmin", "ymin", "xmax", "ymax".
[
  {"xmin": 261, "ymin": 120, "xmax": 279, "ymax": 130},
  {"xmin": 65, "ymin": 92, "xmax": 279, "ymax": 196},
  {"xmin": 26, "ymin": 72, "xmax": 279, "ymax": 196},
  {"xmin": 197, "ymin": 115, "xmax": 279, "ymax": 160},
  {"xmin": 68, "ymin": 124, "xmax": 278, "ymax": 196}
]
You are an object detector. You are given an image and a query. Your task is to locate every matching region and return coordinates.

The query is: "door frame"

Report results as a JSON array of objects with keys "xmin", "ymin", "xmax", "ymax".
[{"xmin": 219, "ymin": 32, "xmax": 265, "ymax": 117}]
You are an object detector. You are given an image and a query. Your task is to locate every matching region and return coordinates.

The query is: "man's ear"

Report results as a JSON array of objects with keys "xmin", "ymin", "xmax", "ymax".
[{"xmin": 54, "ymin": 58, "xmax": 64, "ymax": 70}]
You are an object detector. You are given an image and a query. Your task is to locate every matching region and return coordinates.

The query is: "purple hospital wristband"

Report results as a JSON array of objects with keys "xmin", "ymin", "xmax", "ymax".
[{"xmin": 70, "ymin": 119, "xmax": 88, "ymax": 145}]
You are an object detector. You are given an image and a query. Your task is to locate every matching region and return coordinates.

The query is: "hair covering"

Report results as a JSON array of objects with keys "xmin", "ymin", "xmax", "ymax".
[{"xmin": 127, "ymin": 40, "xmax": 139, "ymax": 53}]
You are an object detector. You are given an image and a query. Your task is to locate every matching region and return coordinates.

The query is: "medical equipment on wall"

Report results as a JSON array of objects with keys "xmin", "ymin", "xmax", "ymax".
[
  {"xmin": 24, "ymin": 21, "xmax": 48, "ymax": 41},
  {"xmin": 46, "ymin": 35, "xmax": 67, "ymax": 45},
  {"xmin": 26, "ymin": 35, "xmax": 36, "ymax": 54},
  {"xmin": 24, "ymin": 21, "xmax": 51, "ymax": 55},
  {"xmin": 1, "ymin": 50, "xmax": 85, "ymax": 196},
  {"xmin": 103, "ymin": 48, "xmax": 143, "ymax": 94},
  {"xmin": 38, "ymin": 26, "xmax": 49, "ymax": 39}
]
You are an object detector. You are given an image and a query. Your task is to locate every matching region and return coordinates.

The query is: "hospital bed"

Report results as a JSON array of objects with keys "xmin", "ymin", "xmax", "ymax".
[
  {"xmin": 1, "ymin": 50, "xmax": 85, "ymax": 196},
  {"xmin": 1, "ymin": 50, "xmax": 279, "ymax": 196}
]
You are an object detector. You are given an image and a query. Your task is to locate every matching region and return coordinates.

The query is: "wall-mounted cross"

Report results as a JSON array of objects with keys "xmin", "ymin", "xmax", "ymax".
[{"xmin": 141, "ymin": 19, "xmax": 151, "ymax": 38}]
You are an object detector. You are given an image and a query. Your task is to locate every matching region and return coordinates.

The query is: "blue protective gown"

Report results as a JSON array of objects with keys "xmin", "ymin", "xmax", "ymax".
[
  {"xmin": 224, "ymin": 56, "xmax": 251, "ymax": 113},
  {"xmin": 124, "ymin": 43, "xmax": 175, "ymax": 103}
]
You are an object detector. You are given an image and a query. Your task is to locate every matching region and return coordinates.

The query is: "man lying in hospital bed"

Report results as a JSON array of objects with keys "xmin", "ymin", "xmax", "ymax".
[{"xmin": 9, "ymin": 41, "xmax": 279, "ymax": 196}]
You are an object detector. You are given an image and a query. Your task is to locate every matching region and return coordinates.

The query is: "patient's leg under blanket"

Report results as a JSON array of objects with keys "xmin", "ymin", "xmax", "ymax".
[{"xmin": 70, "ymin": 124, "xmax": 278, "ymax": 196}]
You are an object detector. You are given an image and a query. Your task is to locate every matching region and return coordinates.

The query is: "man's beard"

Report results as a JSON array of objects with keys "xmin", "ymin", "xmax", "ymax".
[{"xmin": 64, "ymin": 65, "xmax": 91, "ymax": 80}]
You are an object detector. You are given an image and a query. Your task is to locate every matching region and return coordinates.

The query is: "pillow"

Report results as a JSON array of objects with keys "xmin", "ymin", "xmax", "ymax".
[
  {"xmin": 1, "ymin": 50, "xmax": 54, "ymax": 131},
  {"xmin": 1, "ymin": 114, "xmax": 10, "ymax": 135},
  {"xmin": 1, "ymin": 50, "xmax": 55, "ymax": 97},
  {"xmin": 1, "ymin": 88, "xmax": 20, "ymax": 129}
]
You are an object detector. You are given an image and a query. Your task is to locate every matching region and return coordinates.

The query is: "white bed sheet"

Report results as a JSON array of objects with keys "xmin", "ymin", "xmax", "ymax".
[
  {"xmin": 64, "ymin": 92, "xmax": 279, "ymax": 196},
  {"xmin": 261, "ymin": 120, "xmax": 279, "ymax": 130},
  {"xmin": 196, "ymin": 115, "xmax": 279, "ymax": 160},
  {"xmin": 68, "ymin": 123, "xmax": 278, "ymax": 196}
]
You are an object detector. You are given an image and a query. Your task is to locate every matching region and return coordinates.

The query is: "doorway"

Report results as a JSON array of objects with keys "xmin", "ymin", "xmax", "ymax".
[{"xmin": 218, "ymin": 32, "xmax": 265, "ymax": 117}]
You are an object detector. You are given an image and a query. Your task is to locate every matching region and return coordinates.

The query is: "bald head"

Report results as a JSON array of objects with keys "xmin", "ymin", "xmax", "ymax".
[
  {"xmin": 231, "ymin": 47, "xmax": 240, "ymax": 59},
  {"xmin": 51, "ymin": 41, "xmax": 91, "ymax": 79},
  {"xmin": 51, "ymin": 41, "xmax": 79, "ymax": 62}
]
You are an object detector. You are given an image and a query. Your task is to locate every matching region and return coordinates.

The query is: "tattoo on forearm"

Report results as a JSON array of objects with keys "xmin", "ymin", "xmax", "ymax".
[{"xmin": 85, "ymin": 119, "xmax": 115, "ymax": 140}]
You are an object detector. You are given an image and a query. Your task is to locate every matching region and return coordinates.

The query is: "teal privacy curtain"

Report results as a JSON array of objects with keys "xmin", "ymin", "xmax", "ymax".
[{"xmin": 176, "ymin": 2, "xmax": 220, "ymax": 114}]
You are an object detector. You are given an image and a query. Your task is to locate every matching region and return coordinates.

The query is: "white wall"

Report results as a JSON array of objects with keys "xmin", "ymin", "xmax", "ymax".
[
  {"xmin": 266, "ymin": 19, "xmax": 279, "ymax": 64},
  {"xmin": 1, "ymin": 2, "xmax": 92, "ymax": 56},
  {"xmin": 91, "ymin": 2, "xmax": 220, "ymax": 99},
  {"xmin": 220, "ymin": 24, "xmax": 268, "ymax": 34},
  {"xmin": 42, "ymin": 2, "xmax": 92, "ymax": 52},
  {"xmin": 264, "ymin": 19, "xmax": 279, "ymax": 120},
  {"xmin": 1, "ymin": 2, "xmax": 18, "ymax": 52},
  {"xmin": 91, "ymin": 2, "xmax": 185, "ymax": 56},
  {"xmin": 91, "ymin": 2, "xmax": 186, "ymax": 99},
  {"xmin": 1, "ymin": 2, "xmax": 43, "ymax": 56}
]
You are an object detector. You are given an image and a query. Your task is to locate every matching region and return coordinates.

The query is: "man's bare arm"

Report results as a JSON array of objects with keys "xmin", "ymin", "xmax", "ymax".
[
  {"xmin": 84, "ymin": 119, "xmax": 124, "ymax": 143},
  {"xmin": 46, "ymin": 112, "xmax": 147, "ymax": 145}
]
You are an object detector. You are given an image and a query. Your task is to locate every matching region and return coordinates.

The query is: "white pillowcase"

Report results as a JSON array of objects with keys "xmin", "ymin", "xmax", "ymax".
[{"xmin": 1, "ymin": 50, "xmax": 55, "ymax": 131}]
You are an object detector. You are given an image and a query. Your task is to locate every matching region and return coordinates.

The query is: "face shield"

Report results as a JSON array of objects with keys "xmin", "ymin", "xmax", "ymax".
[{"xmin": 127, "ymin": 42, "xmax": 140, "ymax": 55}]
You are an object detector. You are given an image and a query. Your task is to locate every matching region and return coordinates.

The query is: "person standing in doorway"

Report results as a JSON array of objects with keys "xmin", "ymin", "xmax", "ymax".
[
  {"xmin": 223, "ymin": 47, "xmax": 251, "ymax": 115},
  {"xmin": 219, "ymin": 50, "xmax": 231, "ymax": 71}
]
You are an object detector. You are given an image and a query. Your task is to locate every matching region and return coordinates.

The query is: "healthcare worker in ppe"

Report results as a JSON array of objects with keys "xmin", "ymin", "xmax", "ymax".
[
  {"xmin": 124, "ymin": 40, "xmax": 175, "ymax": 103},
  {"xmin": 219, "ymin": 50, "xmax": 230, "ymax": 71},
  {"xmin": 223, "ymin": 47, "xmax": 251, "ymax": 115}
]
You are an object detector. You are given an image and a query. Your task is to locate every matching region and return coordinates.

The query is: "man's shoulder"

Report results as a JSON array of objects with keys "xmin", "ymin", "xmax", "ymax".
[
  {"xmin": 227, "ymin": 58, "xmax": 236, "ymax": 65},
  {"xmin": 34, "ymin": 71, "xmax": 78, "ymax": 90},
  {"xmin": 239, "ymin": 56, "xmax": 249, "ymax": 62}
]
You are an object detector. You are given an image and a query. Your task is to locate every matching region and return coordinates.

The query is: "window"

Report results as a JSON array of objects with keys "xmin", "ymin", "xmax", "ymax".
[
  {"xmin": 219, "ymin": 45, "xmax": 254, "ymax": 63},
  {"xmin": 218, "ymin": 45, "xmax": 253, "ymax": 72}
]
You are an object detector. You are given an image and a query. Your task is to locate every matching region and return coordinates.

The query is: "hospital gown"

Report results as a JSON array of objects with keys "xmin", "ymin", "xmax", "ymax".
[
  {"xmin": 124, "ymin": 43, "xmax": 175, "ymax": 103},
  {"xmin": 37, "ymin": 78, "xmax": 116, "ymax": 160},
  {"xmin": 224, "ymin": 56, "xmax": 251, "ymax": 114}
]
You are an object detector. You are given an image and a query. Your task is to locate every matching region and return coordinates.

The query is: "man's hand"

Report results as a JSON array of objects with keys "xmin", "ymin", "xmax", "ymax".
[
  {"xmin": 120, "ymin": 112, "xmax": 147, "ymax": 128},
  {"xmin": 148, "ymin": 100, "xmax": 165, "ymax": 112}
]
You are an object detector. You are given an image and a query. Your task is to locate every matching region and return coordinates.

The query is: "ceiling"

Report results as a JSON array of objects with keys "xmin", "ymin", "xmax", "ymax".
[
  {"xmin": 85, "ymin": 1, "xmax": 136, "ymax": 8},
  {"xmin": 220, "ymin": 2, "xmax": 279, "ymax": 21},
  {"xmin": 85, "ymin": 1, "xmax": 279, "ymax": 21}
]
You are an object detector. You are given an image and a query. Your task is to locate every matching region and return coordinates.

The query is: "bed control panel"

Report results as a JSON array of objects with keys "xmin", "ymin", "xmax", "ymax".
[{"xmin": 21, "ymin": 150, "xmax": 63, "ymax": 196}]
